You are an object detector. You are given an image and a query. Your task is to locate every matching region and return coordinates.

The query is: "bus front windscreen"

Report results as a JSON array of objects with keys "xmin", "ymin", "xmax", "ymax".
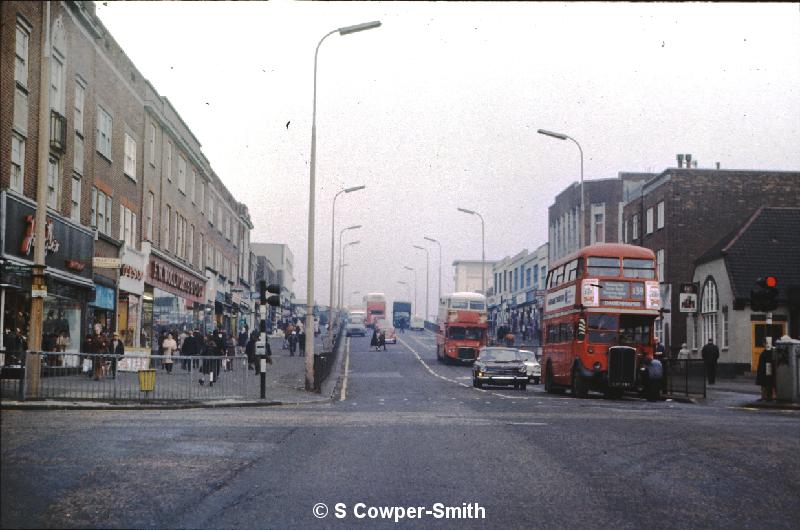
[
  {"xmin": 588, "ymin": 314, "xmax": 653, "ymax": 345},
  {"xmin": 448, "ymin": 326, "xmax": 484, "ymax": 340}
]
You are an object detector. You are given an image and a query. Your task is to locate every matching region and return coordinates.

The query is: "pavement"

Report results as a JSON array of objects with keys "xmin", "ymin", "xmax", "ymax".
[{"xmin": 0, "ymin": 335, "xmax": 348, "ymax": 410}]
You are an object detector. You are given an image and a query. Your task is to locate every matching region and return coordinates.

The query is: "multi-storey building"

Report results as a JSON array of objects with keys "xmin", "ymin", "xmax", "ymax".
[
  {"xmin": 251, "ymin": 243, "xmax": 295, "ymax": 310},
  {"xmin": 621, "ymin": 159, "xmax": 800, "ymax": 354},
  {"xmin": 452, "ymin": 259, "xmax": 495, "ymax": 296},
  {"xmin": 489, "ymin": 244, "xmax": 548, "ymax": 342},
  {"xmin": 0, "ymin": 1, "xmax": 253, "ymax": 357}
]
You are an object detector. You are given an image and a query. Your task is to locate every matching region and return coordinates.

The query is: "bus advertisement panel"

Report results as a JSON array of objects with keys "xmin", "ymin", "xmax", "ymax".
[
  {"xmin": 541, "ymin": 243, "xmax": 663, "ymax": 401},
  {"xmin": 435, "ymin": 292, "xmax": 488, "ymax": 364}
]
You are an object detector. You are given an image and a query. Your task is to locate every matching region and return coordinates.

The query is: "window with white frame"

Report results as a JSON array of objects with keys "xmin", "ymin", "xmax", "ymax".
[
  {"xmin": 701, "ymin": 277, "xmax": 719, "ymax": 345},
  {"xmin": 199, "ymin": 233, "xmax": 205, "ymax": 269},
  {"xmin": 15, "ymin": 22, "xmax": 30, "ymax": 88},
  {"xmin": 623, "ymin": 218, "xmax": 628, "ymax": 243},
  {"xmin": 225, "ymin": 215, "xmax": 231, "ymax": 240},
  {"xmin": 70, "ymin": 176, "xmax": 81, "ymax": 223},
  {"xmin": 148, "ymin": 122, "xmax": 156, "ymax": 166},
  {"xmin": 217, "ymin": 203, "xmax": 222, "ymax": 232},
  {"xmin": 208, "ymin": 194, "xmax": 214, "ymax": 225},
  {"xmin": 124, "ymin": 133, "xmax": 136, "ymax": 180},
  {"xmin": 632, "ymin": 214, "xmax": 639, "ymax": 240},
  {"xmin": 177, "ymin": 155, "xmax": 186, "ymax": 193},
  {"xmin": 13, "ymin": 84, "xmax": 28, "ymax": 136},
  {"xmin": 145, "ymin": 192, "xmax": 154, "ymax": 241},
  {"xmin": 593, "ymin": 212, "xmax": 605, "ymax": 243},
  {"xmin": 215, "ymin": 248, "xmax": 221, "ymax": 272},
  {"xmin": 646, "ymin": 207, "xmax": 654, "ymax": 234},
  {"xmin": 119, "ymin": 204, "xmax": 136, "ymax": 247},
  {"xmin": 656, "ymin": 249, "xmax": 665, "ymax": 282},
  {"xmin": 657, "ymin": 201, "xmax": 665, "ymax": 230},
  {"xmin": 73, "ymin": 133, "xmax": 84, "ymax": 175},
  {"xmin": 11, "ymin": 134, "xmax": 25, "ymax": 192},
  {"xmin": 207, "ymin": 242, "xmax": 214, "ymax": 270},
  {"xmin": 165, "ymin": 141, "xmax": 172, "ymax": 181},
  {"xmin": 190, "ymin": 168, "xmax": 196, "ymax": 203},
  {"xmin": 722, "ymin": 309, "xmax": 729, "ymax": 349},
  {"xmin": 96, "ymin": 106, "xmax": 112, "ymax": 159},
  {"xmin": 198, "ymin": 180, "xmax": 205, "ymax": 213},
  {"xmin": 50, "ymin": 54, "xmax": 65, "ymax": 114},
  {"xmin": 176, "ymin": 214, "xmax": 185, "ymax": 259},
  {"xmin": 74, "ymin": 81, "xmax": 85, "ymax": 135},
  {"xmin": 188, "ymin": 225, "xmax": 194, "ymax": 266},
  {"xmin": 163, "ymin": 205, "xmax": 171, "ymax": 251},
  {"xmin": 91, "ymin": 187, "xmax": 113, "ymax": 235},
  {"xmin": 47, "ymin": 156, "xmax": 60, "ymax": 209}
]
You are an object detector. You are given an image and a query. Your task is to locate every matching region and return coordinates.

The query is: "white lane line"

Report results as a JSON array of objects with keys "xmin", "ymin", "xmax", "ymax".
[
  {"xmin": 339, "ymin": 338, "xmax": 351, "ymax": 402},
  {"xmin": 397, "ymin": 335, "xmax": 533, "ymax": 400}
]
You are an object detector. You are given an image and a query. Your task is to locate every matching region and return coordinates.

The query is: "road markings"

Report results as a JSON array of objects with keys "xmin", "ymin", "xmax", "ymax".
[{"xmin": 339, "ymin": 338, "xmax": 351, "ymax": 402}]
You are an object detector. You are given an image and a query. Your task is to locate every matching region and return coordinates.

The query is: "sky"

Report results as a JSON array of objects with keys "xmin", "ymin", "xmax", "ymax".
[{"xmin": 95, "ymin": 1, "xmax": 800, "ymax": 318}]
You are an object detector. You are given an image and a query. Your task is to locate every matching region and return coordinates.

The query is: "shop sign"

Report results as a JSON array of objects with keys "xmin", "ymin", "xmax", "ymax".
[
  {"xmin": 679, "ymin": 283, "xmax": 698, "ymax": 314},
  {"xmin": 2, "ymin": 192, "xmax": 93, "ymax": 279},
  {"xmin": 149, "ymin": 259, "xmax": 204, "ymax": 300},
  {"xmin": 119, "ymin": 245, "xmax": 146, "ymax": 296},
  {"xmin": 93, "ymin": 257, "xmax": 121, "ymax": 269},
  {"xmin": 32, "ymin": 287, "xmax": 48, "ymax": 298},
  {"xmin": 92, "ymin": 284, "xmax": 116, "ymax": 310}
]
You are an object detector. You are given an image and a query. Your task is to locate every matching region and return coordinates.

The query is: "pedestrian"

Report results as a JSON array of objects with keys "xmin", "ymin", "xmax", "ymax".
[
  {"xmin": 677, "ymin": 343, "xmax": 692, "ymax": 361},
  {"xmin": 298, "ymin": 327, "xmax": 306, "ymax": 356},
  {"xmin": 505, "ymin": 330, "xmax": 515, "ymax": 348},
  {"xmin": 701, "ymin": 338, "xmax": 720, "ymax": 385},
  {"xmin": 246, "ymin": 330, "xmax": 258, "ymax": 371},
  {"xmin": 108, "ymin": 331, "xmax": 124, "ymax": 378},
  {"xmin": 756, "ymin": 347, "xmax": 776, "ymax": 401},
  {"xmin": 371, "ymin": 328, "xmax": 379, "ymax": 351},
  {"xmin": 288, "ymin": 327, "xmax": 298, "ymax": 356},
  {"xmin": 162, "ymin": 332, "xmax": 177, "ymax": 374},
  {"xmin": 224, "ymin": 333, "xmax": 235, "ymax": 371},
  {"xmin": 199, "ymin": 333, "xmax": 218, "ymax": 386},
  {"xmin": 91, "ymin": 326, "xmax": 107, "ymax": 381},
  {"xmin": 654, "ymin": 337, "xmax": 666, "ymax": 361},
  {"xmin": 180, "ymin": 330, "xmax": 195, "ymax": 370},
  {"xmin": 378, "ymin": 329, "xmax": 387, "ymax": 351},
  {"xmin": 238, "ymin": 326, "xmax": 248, "ymax": 356}
]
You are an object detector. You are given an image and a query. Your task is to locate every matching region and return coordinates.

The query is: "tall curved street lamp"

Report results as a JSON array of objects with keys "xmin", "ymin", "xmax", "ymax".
[
  {"xmin": 337, "ymin": 225, "xmax": 361, "ymax": 309},
  {"xmin": 306, "ymin": 20, "xmax": 381, "ymax": 390},
  {"xmin": 413, "ymin": 245, "xmax": 430, "ymax": 322},
  {"xmin": 537, "ymin": 128, "xmax": 584, "ymax": 249},
  {"xmin": 457, "ymin": 207, "xmax": 485, "ymax": 296},
  {"xmin": 329, "ymin": 185, "xmax": 365, "ymax": 341},
  {"xmin": 403, "ymin": 266, "xmax": 417, "ymax": 316},
  {"xmin": 339, "ymin": 240, "xmax": 360, "ymax": 310},
  {"xmin": 423, "ymin": 236, "xmax": 441, "ymax": 310}
]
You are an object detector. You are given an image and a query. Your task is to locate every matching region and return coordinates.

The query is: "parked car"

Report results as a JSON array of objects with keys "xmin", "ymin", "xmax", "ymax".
[
  {"xmin": 472, "ymin": 347, "xmax": 528, "ymax": 390},
  {"xmin": 518, "ymin": 349, "xmax": 541, "ymax": 384},
  {"xmin": 346, "ymin": 315, "xmax": 366, "ymax": 337}
]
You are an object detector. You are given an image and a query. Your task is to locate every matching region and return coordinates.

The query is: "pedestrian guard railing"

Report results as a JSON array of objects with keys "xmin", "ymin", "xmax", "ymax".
[
  {"xmin": 662, "ymin": 358, "xmax": 707, "ymax": 398},
  {"xmin": 0, "ymin": 351, "xmax": 251, "ymax": 402},
  {"xmin": 313, "ymin": 316, "xmax": 346, "ymax": 392}
]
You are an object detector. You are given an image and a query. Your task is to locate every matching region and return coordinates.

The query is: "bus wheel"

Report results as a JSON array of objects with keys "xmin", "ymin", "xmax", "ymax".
[{"xmin": 571, "ymin": 369, "xmax": 589, "ymax": 399}]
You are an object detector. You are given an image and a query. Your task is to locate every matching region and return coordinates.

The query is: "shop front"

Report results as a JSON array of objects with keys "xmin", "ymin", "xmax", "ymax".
[
  {"xmin": 142, "ymin": 251, "xmax": 205, "ymax": 355},
  {"xmin": 118, "ymin": 243, "xmax": 147, "ymax": 353},
  {"xmin": 0, "ymin": 191, "xmax": 94, "ymax": 365}
]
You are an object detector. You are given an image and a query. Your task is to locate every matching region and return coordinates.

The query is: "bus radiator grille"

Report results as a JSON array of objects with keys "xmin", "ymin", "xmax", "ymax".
[{"xmin": 608, "ymin": 346, "xmax": 637, "ymax": 387}]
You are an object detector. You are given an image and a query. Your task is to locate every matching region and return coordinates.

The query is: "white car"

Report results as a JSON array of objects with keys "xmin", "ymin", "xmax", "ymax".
[
  {"xmin": 518, "ymin": 349, "xmax": 541, "ymax": 384},
  {"xmin": 346, "ymin": 316, "xmax": 366, "ymax": 337},
  {"xmin": 410, "ymin": 316, "xmax": 424, "ymax": 331}
]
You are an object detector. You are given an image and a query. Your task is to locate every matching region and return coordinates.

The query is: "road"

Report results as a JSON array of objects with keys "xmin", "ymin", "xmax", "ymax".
[{"xmin": 2, "ymin": 329, "xmax": 799, "ymax": 529}]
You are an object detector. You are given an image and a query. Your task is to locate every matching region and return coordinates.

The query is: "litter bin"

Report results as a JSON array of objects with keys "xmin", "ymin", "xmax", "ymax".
[
  {"xmin": 774, "ymin": 337, "xmax": 800, "ymax": 403},
  {"xmin": 138, "ymin": 369, "xmax": 156, "ymax": 392}
]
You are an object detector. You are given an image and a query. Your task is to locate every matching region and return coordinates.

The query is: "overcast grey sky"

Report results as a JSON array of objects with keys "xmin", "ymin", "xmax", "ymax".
[{"xmin": 97, "ymin": 1, "xmax": 800, "ymax": 315}]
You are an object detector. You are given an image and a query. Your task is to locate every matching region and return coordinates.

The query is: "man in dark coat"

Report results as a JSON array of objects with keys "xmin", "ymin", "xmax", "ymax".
[
  {"xmin": 108, "ymin": 332, "xmax": 124, "ymax": 378},
  {"xmin": 246, "ymin": 330, "xmax": 259, "ymax": 371},
  {"xmin": 701, "ymin": 338, "xmax": 720, "ymax": 385},
  {"xmin": 180, "ymin": 331, "xmax": 197, "ymax": 370}
]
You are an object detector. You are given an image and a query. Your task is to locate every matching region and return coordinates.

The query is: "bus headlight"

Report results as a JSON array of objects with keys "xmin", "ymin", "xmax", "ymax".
[{"xmin": 593, "ymin": 362, "xmax": 602, "ymax": 371}]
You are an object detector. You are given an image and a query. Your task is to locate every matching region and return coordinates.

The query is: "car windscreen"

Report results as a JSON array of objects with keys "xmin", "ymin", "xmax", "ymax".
[{"xmin": 479, "ymin": 348, "xmax": 519, "ymax": 362}]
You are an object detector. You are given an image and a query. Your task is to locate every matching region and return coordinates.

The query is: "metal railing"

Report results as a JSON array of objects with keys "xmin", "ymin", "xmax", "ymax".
[
  {"xmin": 663, "ymin": 358, "xmax": 707, "ymax": 398},
  {"xmin": 313, "ymin": 317, "xmax": 345, "ymax": 392},
  {"xmin": 1, "ymin": 352, "xmax": 250, "ymax": 402}
]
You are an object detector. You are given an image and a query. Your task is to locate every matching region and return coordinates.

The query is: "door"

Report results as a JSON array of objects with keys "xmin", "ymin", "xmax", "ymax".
[{"xmin": 751, "ymin": 322, "xmax": 786, "ymax": 371}]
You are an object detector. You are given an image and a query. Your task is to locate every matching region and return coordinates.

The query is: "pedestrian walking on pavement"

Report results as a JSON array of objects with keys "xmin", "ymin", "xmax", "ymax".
[
  {"xmin": 299, "ymin": 328, "xmax": 306, "ymax": 356},
  {"xmin": 199, "ymin": 333, "xmax": 219, "ymax": 386},
  {"xmin": 162, "ymin": 332, "xmax": 177, "ymax": 374},
  {"xmin": 371, "ymin": 328, "xmax": 379, "ymax": 351},
  {"xmin": 701, "ymin": 338, "xmax": 720, "ymax": 384},
  {"xmin": 677, "ymin": 343, "xmax": 692, "ymax": 360},
  {"xmin": 246, "ymin": 330, "xmax": 259, "ymax": 371},
  {"xmin": 756, "ymin": 347, "xmax": 776, "ymax": 401},
  {"xmin": 108, "ymin": 332, "xmax": 124, "ymax": 378},
  {"xmin": 288, "ymin": 327, "xmax": 298, "ymax": 356}
]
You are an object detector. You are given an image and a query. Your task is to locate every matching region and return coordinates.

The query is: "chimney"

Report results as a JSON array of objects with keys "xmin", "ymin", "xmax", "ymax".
[
  {"xmin": 685, "ymin": 154, "xmax": 692, "ymax": 168},
  {"xmin": 677, "ymin": 154, "xmax": 684, "ymax": 168}
]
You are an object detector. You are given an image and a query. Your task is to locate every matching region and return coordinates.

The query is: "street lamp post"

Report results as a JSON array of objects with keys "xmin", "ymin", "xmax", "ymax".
[
  {"xmin": 339, "ymin": 240, "xmax": 360, "ymax": 310},
  {"xmin": 423, "ymin": 236, "xmax": 441, "ymax": 310},
  {"xmin": 329, "ymin": 186, "xmax": 365, "ymax": 342},
  {"xmin": 403, "ymin": 266, "xmax": 417, "ymax": 316},
  {"xmin": 413, "ymin": 245, "xmax": 430, "ymax": 322},
  {"xmin": 397, "ymin": 280, "xmax": 410, "ymax": 301},
  {"xmin": 306, "ymin": 20, "xmax": 381, "ymax": 390},
  {"xmin": 537, "ymin": 128, "xmax": 584, "ymax": 249},
  {"xmin": 337, "ymin": 226, "xmax": 361, "ymax": 309},
  {"xmin": 457, "ymin": 207, "xmax": 485, "ymax": 296}
]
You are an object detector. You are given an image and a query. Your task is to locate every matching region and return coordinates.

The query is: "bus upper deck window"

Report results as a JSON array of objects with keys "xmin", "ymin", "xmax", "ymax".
[
  {"xmin": 587, "ymin": 257, "xmax": 620, "ymax": 277},
  {"xmin": 623, "ymin": 258, "xmax": 655, "ymax": 279}
]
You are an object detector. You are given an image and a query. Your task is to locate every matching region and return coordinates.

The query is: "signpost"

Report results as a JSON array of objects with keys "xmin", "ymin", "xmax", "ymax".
[{"xmin": 679, "ymin": 283, "xmax": 698, "ymax": 314}]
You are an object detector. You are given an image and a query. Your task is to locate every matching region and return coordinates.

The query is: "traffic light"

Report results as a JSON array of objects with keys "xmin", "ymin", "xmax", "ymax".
[
  {"xmin": 751, "ymin": 276, "xmax": 779, "ymax": 312},
  {"xmin": 259, "ymin": 281, "xmax": 281, "ymax": 307}
]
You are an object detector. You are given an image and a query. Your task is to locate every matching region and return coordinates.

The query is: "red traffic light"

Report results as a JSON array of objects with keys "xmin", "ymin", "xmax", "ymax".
[{"xmin": 765, "ymin": 276, "xmax": 777, "ymax": 288}]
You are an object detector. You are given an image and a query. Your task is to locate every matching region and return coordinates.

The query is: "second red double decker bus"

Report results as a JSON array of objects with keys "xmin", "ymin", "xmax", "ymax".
[{"xmin": 541, "ymin": 243, "xmax": 664, "ymax": 401}]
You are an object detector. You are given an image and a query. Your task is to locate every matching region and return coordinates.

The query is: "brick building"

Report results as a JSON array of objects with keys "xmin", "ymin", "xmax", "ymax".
[
  {"xmin": 621, "ymin": 162, "xmax": 800, "ymax": 353},
  {"xmin": 0, "ymin": 1, "xmax": 253, "ymax": 358}
]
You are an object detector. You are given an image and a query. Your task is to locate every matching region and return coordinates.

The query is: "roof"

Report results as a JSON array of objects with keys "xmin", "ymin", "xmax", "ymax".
[{"xmin": 697, "ymin": 208, "xmax": 800, "ymax": 302}]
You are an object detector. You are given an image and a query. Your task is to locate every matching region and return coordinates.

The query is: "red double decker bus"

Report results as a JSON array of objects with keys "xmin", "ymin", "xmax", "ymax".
[{"xmin": 541, "ymin": 243, "xmax": 663, "ymax": 401}]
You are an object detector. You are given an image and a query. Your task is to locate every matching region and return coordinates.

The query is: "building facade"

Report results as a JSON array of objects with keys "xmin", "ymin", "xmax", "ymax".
[
  {"xmin": 452, "ymin": 259, "xmax": 495, "ymax": 296},
  {"xmin": 0, "ymin": 1, "xmax": 253, "ymax": 360},
  {"xmin": 251, "ymin": 242, "xmax": 295, "ymax": 311}
]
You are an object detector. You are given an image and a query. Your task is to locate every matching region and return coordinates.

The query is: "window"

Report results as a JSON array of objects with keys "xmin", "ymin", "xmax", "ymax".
[
  {"xmin": 119, "ymin": 204, "xmax": 136, "ymax": 247},
  {"xmin": 145, "ymin": 192, "xmax": 154, "ymax": 241},
  {"xmin": 657, "ymin": 201, "xmax": 665, "ymax": 230},
  {"xmin": 91, "ymin": 188, "xmax": 113, "ymax": 235},
  {"xmin": 526, "ymin": 267, "xmax": 531, "ymax": 288},
  {"xmin": 165, "ymin": 141, "xmax": 172, "ymax": 181},
  {"xmin": 646, "ymin": 207, "xmax": 654, "ymax": 234},
  {"xmin": 14, "ymin": 85, "xmax": 29, "ymax": 135},
  {"xmin": 176, "ymin": 214, "xmax": 185, "ymax": 259},
  {"xmin": 15, "ymin": 23, "xmax": 30, "ymax": 88},
  {"xmin": 208, "ymin": 193, "xmax": 214, "ymax": 224},
  {"xmin": 70, "ymin": 176, "xmax": 81, "ymax": 223},
  {"xmin": 96, "ymin": 106, "xmax": 112, "ymax": 159},
  {"xmin": 198, "ymin": 180, "xmax": 205, "ymax": 212},
  {"xmin": 188, "ymin": 225, "xmax": 195, "ymax": 266},
  {"xmin": 623, "ymin": 258, "xmax": 655, "ymax": 279},
  {"xmin": 73, "ymin": 133, "xmax": 84, "ymax": 175},
  {"xmin": 190, "ymin": 168, "xmax": 196, "ymax": 203},
  {"xmin": 656, "ymin": 249, "xmax": 665, "ymax": 282},
  {"xmin": 163, "ymin": 205, "xmax": 171, "ymax": 250},
  {"xmin": 225, "ymin": 216, "xmax": 231, "ymax": 240},
  {"xmin": 623, "ymin": 218, "xmax": 628, "ymax": 243},
  {"xmin": 207, "ymin": 242, "xmax": 214, "ymax": 270},
  {"xmin": 124, "ymin": 133, "xmax": 136, "ymax": 180},
  {"xmin": 50, "ymin": 55, "xmax": 65, "ymax": 113},
  {"xmin": 701, "ymin": 277, "xmax": 719, "ymax": 345},
  {"xmin": 587, "ymin": 257, "xmax": 620, "ymax": 277},
  {"xmin": 11, "ymin": 134, "xmax": 25, "ymax": 192},
  {"xmin": 594, "ymin": 212, "xmax": 605, "ymax": 243},
  {"xmin": 632, "ymin": 214, "xmax": 639, "ymax": 240},
  {"xmin": 148, "ymin": 122, "xmax": 156, "ymax": 166},
  {"xmin": 74, "ymin": 82, "xmax": 85, "ymax": 135},
  {"xmin": 47, "ymin": 156, "xmax": 60, "ymax": 209},
  {"xmin": 177, "ymin": 155, "xmax": 186, "ymax": 193},
  {"xmin": 199, "ymin": 233, "xmax": 205, "ymax": 269},
  {"xmin": 722, "ymin": 310, "xmax": 729, "ymax": 349}
]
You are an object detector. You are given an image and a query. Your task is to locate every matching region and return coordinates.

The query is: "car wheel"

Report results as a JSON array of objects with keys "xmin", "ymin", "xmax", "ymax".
[
  {"xmin": 533, "ymin": 377, "xmax": 540, "ymax": 385},
  {"xmin": 571, "ymin": 369, "xmax": 588, "ymax": 399}
]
